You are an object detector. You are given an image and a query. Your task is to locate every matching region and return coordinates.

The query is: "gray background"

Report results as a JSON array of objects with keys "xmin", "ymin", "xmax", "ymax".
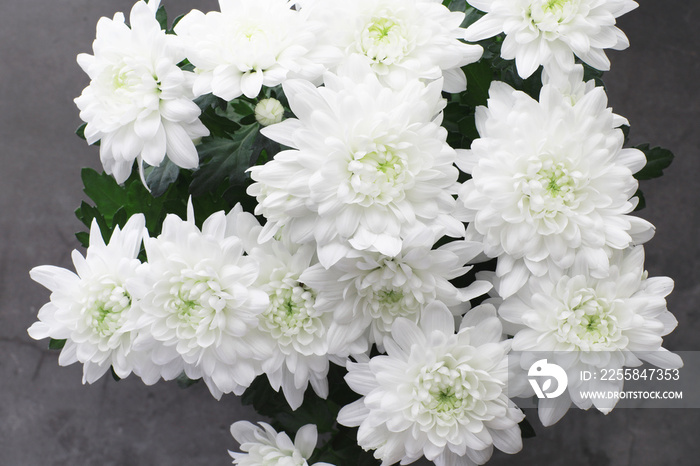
[{"xmin": 0, "ymin": 0, "xmax": 697, "ymax": 465}]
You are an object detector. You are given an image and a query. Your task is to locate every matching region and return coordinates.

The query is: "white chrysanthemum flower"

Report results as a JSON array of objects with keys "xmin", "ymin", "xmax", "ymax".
[
  {"xmin": 301, "ymin": 0, "xmax": 482, "ymax": 91},
  {"xmin": 500, "ymin": 246, "xmax": 682, "ymax": 426},
  {"xmin": 229, "ymin": 421, "xmax": 334, "ymax": 466},
  {"xmin": 28, "ymin": 215, "xmax": 155, "ymax": 384},
  {"xmin": 457, "ymin": 81, "xmax": 654, "ymax": 298},
  {"xmin": 338, "ymin": 302, "xmax": 524, "ymax": 466},
  {"xmin": 301, "ymin": 227, "xmax": 491, "ymax": 356},
  {"xmin": 464, "ymin": 0, "xmax": 637, "ymax": 79},
  {"xmin": 174, "ymin": 0, "xmax": 332, "ymax": 101},
  {"xmin": 226, "ymin": 206, "xmax": 332, "ymax": 410},
  {"xmin": 255, "ymin": 98, "xmax": 285, "ymax": 126},
  {"xmin": 248, "ymin": 63, "xmax": 463, "ymax": 267},
  {"xmin": 75, "ymin": 0, "xmax": 209, "ymax": 184},
  {"xmin": 129, "ymin": 202, "xmax": 269, "ymax": 399}
]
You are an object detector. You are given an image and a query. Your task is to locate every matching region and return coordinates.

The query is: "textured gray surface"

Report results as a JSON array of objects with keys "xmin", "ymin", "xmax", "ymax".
[{"xmin": 0, "ymin": 0, "xmax": 697, "ymax": 465}]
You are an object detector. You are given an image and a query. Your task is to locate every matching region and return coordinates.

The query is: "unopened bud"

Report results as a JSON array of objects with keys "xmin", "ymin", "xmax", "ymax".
[{"xmin": 254, "ymin": 98, "xmax": 284, "ymax": 126}]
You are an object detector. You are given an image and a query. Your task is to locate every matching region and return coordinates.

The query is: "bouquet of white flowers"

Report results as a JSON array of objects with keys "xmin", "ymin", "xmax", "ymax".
[{"xmin": 28, "ymin": 1, "xmax": 682, "ymax": 465}]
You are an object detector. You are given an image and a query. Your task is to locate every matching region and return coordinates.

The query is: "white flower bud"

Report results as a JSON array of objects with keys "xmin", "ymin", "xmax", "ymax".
[{"xmin": 254, "ymin": 98, "xmax": 285, "ymax": 126}]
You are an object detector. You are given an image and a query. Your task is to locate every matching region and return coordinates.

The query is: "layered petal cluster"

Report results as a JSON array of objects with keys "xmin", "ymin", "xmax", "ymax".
[
  {"xmin": 338, "ymin": 303, "xmax": 524, "ymax": 466},
  {"xmin": 500, "ymin": 246, "xmax": 682, "ymax": 425},
  {"xmin": 457, "ymin": 81, "xmax": 653, "ymax": 297},
  {"xmin": 248, "ymin": 65, "xmax": 463, "ymax": 267},
  {"xmin": 229, "ymin": 422, "xmax": 334, "ymax": 466},
  {"xmin": 227, "ymin": 207, "xmax": 333, "ymax": 410},
  {"xmin": 28, "ymin": 215, "xmax": 154, "ymax": 384},
  {"xmin": 301, "ymin": 228, "xmax": 491, "ymax": 356},
  {"xmin": 301, "ymin": 0, "xmax": 483, "ymax": 91},
  {"xmin": 174, "ymin": 0, "xmax": 332, "ymax": 101},
  {"xmin": 464, "ymin": 0, "xmax": 638, "ymax": 78},
  {"xmin": 129, "ymin": 204, "xmax": 269, "ymax": 399},
  {"xmin": 75, "ymin": 0, "xmax": 208, "ymax": 183}
]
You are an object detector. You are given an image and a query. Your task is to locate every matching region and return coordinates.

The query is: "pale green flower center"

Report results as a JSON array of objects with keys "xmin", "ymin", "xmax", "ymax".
[
  {"xmin": 266, "ymin": 284, "xmax": 316, "ymax": 331},
  {"xmin": 163, "ymin": 268, "xmax": 232, "ymax": 339},
  {"xmin": 544, "ymin": 0, "xmax": 569, "ymax": 12},
  {"xmin": 348, "ymin": 146, "xmax": 411, "ymax": 206},
  {"xmin": 556, "ymin": 287, "xmax": 625, "ymax": 350},
  {"xmin": 518, "ymin": 157, "xmax": 585, "ymax": 221},
  {"xmin": 365, "ymin": 286, "xmax": 421, "ymax": 332},
  {"xmin": 528, "ymin": 0, "xmax": 580, "ymax": 32},
  {"xmin": 83, "ymin": 283, "xmax": 131, "ymax": 337},
  {"xmin": 261, "ymin": 276, "xmax": 322, "ymax": 351},
  {"xmin": 412, "ymin": 357, "xmax": 502, "ymax": 426},
  {"xmin": 359, "ymin": 16, "xmax": 409, "ymax": 65}
]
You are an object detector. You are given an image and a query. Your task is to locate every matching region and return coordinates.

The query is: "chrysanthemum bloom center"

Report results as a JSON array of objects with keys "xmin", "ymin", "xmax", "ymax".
[
  {"xmin": 412, "ymin": 357, "xmax": 502, "ymax": 426},
  {"xmin": 555, "ymin": 288, "xmax": 625, "ymax": 350},
  {"xmin": 528, "ymin": 0, "xmax": 580, "ymax": 33},
  {"xmin": 261, "ymin": 276, "xmax": 322, "ymax": 350},
  {"xmin": 228, "ymin": 19, "xmax": 277, "ymax": 71},
  {"xmin": 162, "ymin": 267, "xmax": 231, "ymax": 341},
  {"xmin": 517, "ymin": 156, "xmax": 586, "ymax": 222},
  {"xmin": 359, "ymin": 16, "xmax": 410, "ymax": 65},
  {"xmin": 81, "ymin": 280, "xmax": 131, "ymax": 338},
  {"xmin": 348, "ymin": 144, "xmax": 413, "ymax": 206}
]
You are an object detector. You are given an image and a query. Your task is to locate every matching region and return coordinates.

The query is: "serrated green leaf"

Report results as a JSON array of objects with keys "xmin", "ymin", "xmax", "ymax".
[
  {"xmin": 48, "ymin": 338, "xmax": 66, "ymax": 350},
  {"xmin": 146, "ymin": 158, "xmax": 180, "ymax": 197},
  {"xmin": 634, "ymin": 144, "xmax": 674, "ymax": 180},
  {"xmin": 75, "ymin": 231, "xmax": 90, "ymax": 248},
  {"xmin": 74, "ymin": 200, "xmax": 113, "ymax": 243},
  {"xmin": 190, "ymin": 124, "xmax": 259, "ymax": 196},
  {"xmin": 81, "ymin": 168, "xmax": 129, "ymax": 224}
]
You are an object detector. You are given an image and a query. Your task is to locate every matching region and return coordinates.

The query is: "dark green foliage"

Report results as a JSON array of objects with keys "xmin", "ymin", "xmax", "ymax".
[
  {"xmin": 74, "ymin": 168, "xmax": 189, "ymax": 246},
  {"xmin": 175, "ymin": 373, "xmax": 201, "ymax": 389},
  {"xmin": 241, "ymin": 364, "xmax": 380, "ymax": 465},
  {"xmin": 634, "ymin": 144, "xmax": 674, "ymax": 180},
  {"xmin": 145, "ymin": 158, "xmax": 180, "ymax": 198},
  {"xmin": 189, "ymin": 124, "xmax": 259, "ymax": 196},
  {"xmin": 48, "ymin": 338, "xmax": 66, "ymax": 350},
  {"xmin": 519, "ymin": 416, "xmax": 537, "ymax": 439},
  {"xmin": 631, "ymin": 144, "xmax": 674, "ymax": 211},
  {"xmin": 111, "ymin": 367, "xmax": 122, "ymax": 382}
]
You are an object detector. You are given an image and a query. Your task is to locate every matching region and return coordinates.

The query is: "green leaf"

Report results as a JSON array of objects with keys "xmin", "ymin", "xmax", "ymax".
[
  {"xmin": 155, "ymin": 5, "xmax": 168, "ymax": 31},
  {"xmin": 444, "ymin": 0, "xmax": 466, "ymax": 12},
  {"xmin": 146, "ymin": 158, "xmax": 180, "ymax": 197},
  {"xmin": 80, "ymin": 168, "xmax": 129, "ymax": 224},
  {"xmin": 196, "ymin": 95, "xmax": 241, "ymax": 139},
  {"xmin": 633, "ymin": 188, "xmax": 646, "ymax": 212},
  {"xmin": 190, "ymin": 124, "xmax": 260, "ymax": 196},
  {"xmin": 463, "ymin": 60, "xmax": 494, "ymax": 108},
  {"xmin": 76, "ymin": 123, "xmax": 87, "ymax": 141},
  {"xmin": 110, "ymin": 367, "xmax": 122, "ymax": 382},
  {"xmin": 519, "ymin": 416, "xmax": 537, "ymax": 439},
  {"xmin": 634, "ymin": 144, "xmax": 674, "ymax": 180},
  {"xmin": 171, "ymin": 13, "xmax": 186, "ymax": 30},
  {"xmin": 175, "ymin": 373, "xmax": 200, "ymax": 389},
  {"xmin": 48, "ymin": 338, "xmax": 66, "ymax": 350}
]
